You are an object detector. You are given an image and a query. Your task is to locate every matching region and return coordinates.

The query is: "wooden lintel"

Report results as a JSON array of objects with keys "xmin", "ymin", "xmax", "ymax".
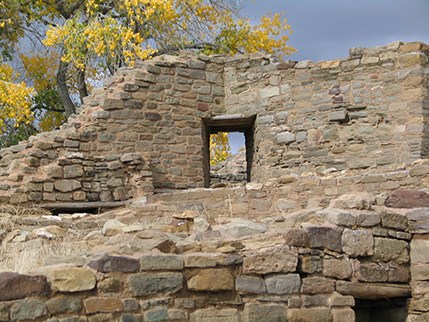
[
  {"xmin": 336, "ymin": 281, "xmax": 411, "ymax": 299},
  {"xmin": 40, "ymin": 201, "xmax": 128, "ymax": 212}
]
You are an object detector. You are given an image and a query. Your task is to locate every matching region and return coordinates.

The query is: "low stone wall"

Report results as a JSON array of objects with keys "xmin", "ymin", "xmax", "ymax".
[
  {"xmin": 0, "ymin": 209, "xmax": 412, "ymax": 321},
  {"xmin": 145, "ymin": 159, "xmax": 429, "ymax": 219}
]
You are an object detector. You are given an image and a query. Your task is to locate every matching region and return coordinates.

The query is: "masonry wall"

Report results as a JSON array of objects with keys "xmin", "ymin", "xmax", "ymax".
[
  {"xmin": 223, "ymin": 42, "xmax": 429, "ymax": 182},
  {"xmin": 0, "ymin": 215, "xmax": 412, "ymax": 321},
  {"xmin": 0, "ymin": 42, "xmax": 427, "ymax": 204}
]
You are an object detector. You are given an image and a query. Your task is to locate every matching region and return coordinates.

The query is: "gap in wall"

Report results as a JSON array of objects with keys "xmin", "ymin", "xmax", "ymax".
[{"xmin": 210, "ymin": 131, "xmax": 247, "ymax": 187}]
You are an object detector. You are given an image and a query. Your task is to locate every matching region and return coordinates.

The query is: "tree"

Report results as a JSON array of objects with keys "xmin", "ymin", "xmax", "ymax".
[
  {"xmin": 0, "ymin": 63, "xmax": 33, "ymax": 137},
  {"xmin": 0, "ymin": 0, "xmax": 295, "ymax": 148},
  {"xmin": 210, "ymin": 132, "xmax": 231, "ymax": 166}
]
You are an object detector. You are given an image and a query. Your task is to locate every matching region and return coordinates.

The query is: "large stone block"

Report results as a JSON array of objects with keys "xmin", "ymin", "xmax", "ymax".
[
  {"xmin": 304, "ymin": 225, "xmax": 342, "ymax": 252},
  {"xmin": 36, "ymin": 266, "xmax": 96, "ymax": 292},
  {"xmin": 243, "ymin": 244, "xmax": 298, "ymax": 274},
  {"xmin": 128, "ymin": 272, "xmax": 183, "ymax": 296},
  {"xmin": 385, "ymin": 190, "xmax": 429, "ymax": 208},
  {"xmin": 265, "ymin": 274, "xmax": 301, "ymax": 295},
  {"xmin": 0, "ymin": 272, "xmax": 50, "ymax": 301},
  {"xmin": 323, "ymin": 258, "xmax": 352, "ymax": 279},
  {"xmin": 355, "ymin": 262, "xmax": 388, "ymax": 282},
  {"xmin": 187, "ymin": 268, "xmax": 234, "ymax": 291},
  {"xmin": 87, "ymin": 254, "xmax": 140, "ymax": 273},
  {"xmin": 10, "ymin": 299, "xmax": 47, "ymax": 321},
  {"xmin": 342, "ymin": 229, "xmax": 374, "ymax": 257},
  {"xmin": 84, "ymin": 297, "xmax": 123, "ymax": 314},
  {"xmin": 54, "ymin": 180, "xmax": 81, "ymax": 192},
  {"xmin": 374, "ymin": 237, "xmax": 409, "ymax": 264},
  {"xmin": 140, "ymin": 254, "xmax": 183, "ymax": 270},
  {"xmin": 236, "ymin": 276, "xmax": 266, "ymax": 294},
  {"xmin": 288, "ymin": 308, "xmax": 331, "ymax": 322},
  {"xmin": 190, "ymin": 307, "xmax": 239, "ymax": 322},
  {"xmin": 242, "ymin": 303, "xmax": 287, "ymax": 322},
  {"xmin": 411, "ymin": 239, "xmax": 429, "ymax": 264},
  {"xmin": 301, "ymin": 276, "xmax": 335, "ymax": 294},
  {"xmin": 380, "ymin": 211, "xmax": 408, "ymax": 230},
  {"xmin": 46, "ymin": 296, "xmax": 82, "ymax": 315},
  {"xmin": 407, "ymin": 209, "xmax": 429, "ymax": 233}
]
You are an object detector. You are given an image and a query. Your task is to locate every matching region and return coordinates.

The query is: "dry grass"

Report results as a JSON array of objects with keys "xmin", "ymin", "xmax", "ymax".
[{"xmin": 0, "ymin": 237, "xmax": 88, "ymax": 274}]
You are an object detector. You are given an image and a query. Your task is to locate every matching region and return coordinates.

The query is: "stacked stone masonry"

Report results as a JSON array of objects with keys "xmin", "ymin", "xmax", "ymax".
[
  {"xmin": 0, "ymin": 209, "xmax": 416, "ymax": 321},
  {"xmin": 0, "ymin": 41, "xmax": 427, "ymax": 202}
]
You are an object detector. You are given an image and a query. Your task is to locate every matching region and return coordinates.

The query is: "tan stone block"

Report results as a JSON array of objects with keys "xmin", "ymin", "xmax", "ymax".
[
  {"xmin": 84, "ymin": 297, "xmax": 123, "ymax": 314},
  {"xmin": 332, "ymin": 308, "xmax": 355, "ymax": 322},
  {"xmin": 187, "ymin": 268, "xmax": 234, "ymax": 291},
  {"xmin": 34, "ymin": 266, "xmax": 96, "ymax": 292}
]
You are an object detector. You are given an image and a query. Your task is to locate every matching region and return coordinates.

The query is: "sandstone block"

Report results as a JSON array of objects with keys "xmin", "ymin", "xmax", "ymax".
[
  {"xmin": 301, "ymin": 276, "xmax": 335, "ymax": 294},
  {"xmin": 37, "ymin": 266, "xmax": 96, "ymax": 292},
  {"xmin": 128, "ymin": 272, "xmax": 183, "ymax": 296},
  {"xmin": 323, "ymin": 258, "xmax": 352, "ymax": 279},
  {"xmin": 407, "ymin": 209, "xmax": 429, "ymax": 233},
  {"xmin": 329, "ymin": 292, "xmax": 355, "ymax": 307},
  {"xmin": 46, "ymin": 296, "xmax": 82, "ymax": 315},
  {"xmin": 332, "ymin": 308, "xmax": 355, "ymax": 322},
  {"xmin": 356, "ymin": 262, "xmax": 388, "ymax": 282},
  {"xmin": 103, "ymin": 98, "xmax": 124, "ymax": 110},
  {"xmin": 277, "ymin": 132, "xmax": 295, "ymax": 144},
  {"xmin": 265, "ymin": 274, "xmax": 301, "ymax": 295},
  {"xmin": 84, "ymin": 297, "xmax": 123, "ymax": 314},
  {"xmin": 388, "ymin": 265, "xmax": 410, "ymax": 282},
  {"xmin": 380, "ymin": 211, "xmax": 408, "ymax": 230},
  {"xmin": 304, "ymin": 224, "xmax": 342, "ymax": 252},
  {"xmin": 342, "ymin": 229, "xmax": 374, "ymax": 257},
  {"xmin": 235, "ymin": 276, "xmax": 266, "ymax": 294},
  {"xmin": 288, "ymin": 308, "xmax": 331, "ymax": 322},
  {"xmin": 316, "ymin": 208, "xmax": 357, "ymax": 227},
  {"xmin": 283, "ymin": 229, "xmax": 309, "ymax": 247},
  {"xmin": 190, "ymin": 307, "xmax": 239, "ymax": 322},
  {"xmin": 243, "ymin": 244, "xmax": 298, "ymax": 274},
  {"xmin": 260, "ymin": 87, "xmax": 279, "ymax": 98},
  {"xmin": 87, "ymin": 254, "xmax": 140, "ymax": 273},
  {"xmin": 329, "ymin": 110, "xmax": 348, "ymax": 122},
  {"xmin": 144, "ymin": 307, "xmax": 168, "ymax": 322},
  {"xmin": 374, "ymin": 237, "xmax": 409, "ymax": 264},
  {"xmin": 120, "ymin": 313, "xmax": 142, "ymax": 322},
  {"xmin": 219, "ymin": 218, "xmax": 267, "ymax": 238},
  {"xmin": 140, "ymin": 254, "xmax": 183, "ymax": 270},
  {"xmin": 330, "ymin": 192, "xmax": 374, "ymax": 210},
  {"xmin": 0, "ymin": 272, "xmax": 50, "ymax": 301},
  {"xmin": 187, "ymin": 268, "xmax": 234, "ymax": 291},
  {"xmin": 54, "ymin": 180, "xmax": 81, "ymax": 192},
  {"xmin": 386, "ymin": 190, "xmax": 429, "ymax": 208},
  {"xmin": 64, "ymin": 165, "xmax": 84, "ymax": 179},
  {"xmin": 10, "ymin": 299, "xmax": 46, "ymax": 321},
  {"xmin": 242, "ymin": 303, "xmax": 287, "ymax": 322},
  {"xmin": 398, "ymin": 52, "xmax": 428, "ymax": 66},
  {"xmin": 299, "ymin": 255, "xmax": 322, "ymax": 274},
  {"xmin": 411, "ymin": 239, "xmax": 429, "ymax": 264},
  {"xmin": 355, "ymin": 212, "xmax": 380, "ymax": 227}
]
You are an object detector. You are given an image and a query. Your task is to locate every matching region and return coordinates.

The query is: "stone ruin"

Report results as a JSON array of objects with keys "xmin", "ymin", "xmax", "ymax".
[{"xmin": 0, "ymin": 41, "xmax": 428, "ymax": 321}]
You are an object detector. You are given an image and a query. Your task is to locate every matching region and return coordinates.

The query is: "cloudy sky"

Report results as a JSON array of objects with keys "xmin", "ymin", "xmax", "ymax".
[
  {"xmin": 227, "ymin": 0, "xmax": 429, "ymax": 153},
  {"xmin": 242, "ymin": 0, "xmax": 429, "ymax": 62}
]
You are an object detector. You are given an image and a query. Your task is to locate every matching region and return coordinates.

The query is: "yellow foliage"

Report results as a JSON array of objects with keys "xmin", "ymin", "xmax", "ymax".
[
  {"xmin": 0, "ymin": 64, "xmax": 33, "ymax": 132},
  {"xmin": 210, "ymin": 132, "xmax": 231, "ymax": 166},
  {"xmin": 42, "ymin": 0, "xmax": 295, "ymax": 70},
  {"xmin": 20, "ymin": 52, "xmax": 58, "ymax": 92}
]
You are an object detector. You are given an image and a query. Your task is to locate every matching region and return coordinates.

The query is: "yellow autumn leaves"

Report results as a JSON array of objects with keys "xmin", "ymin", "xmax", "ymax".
[
  {"xmin": 0, "ymin": 64, "xmax": 33, "ymax": 131},
  {"xmin": 210, "ymin": 132, "xmax": 231, "ymax": 166},
  {"xmin": 43, "ymin": 0, "xmax": 295, "ymax": 70}
]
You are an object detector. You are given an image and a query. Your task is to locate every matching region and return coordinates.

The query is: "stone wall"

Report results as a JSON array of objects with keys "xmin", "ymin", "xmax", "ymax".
[
  {"xmin": 0, "ymin": 208, "xmax": 413, "ymax": 322},
  {"xmin": 223, "ymin": 42, "xmax": 429, "ymax": 181},
  {"xmin": 0, "ymin": 42, "xmax": 427, "ymax": 203}
]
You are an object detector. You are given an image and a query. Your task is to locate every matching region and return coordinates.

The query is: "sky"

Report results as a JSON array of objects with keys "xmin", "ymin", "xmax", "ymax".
[{"xmin": 228, "ymin": 0, "xmax": 429, "ymax": 154}]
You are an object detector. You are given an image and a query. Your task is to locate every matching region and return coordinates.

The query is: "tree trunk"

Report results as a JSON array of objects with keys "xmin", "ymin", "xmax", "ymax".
[
  {"xmin": 56, "ymin": 59, "xmax": 76, "ymax": 116},
  {"xmin": 77, "ymin": 68, "xmax": 88, "ymax": 102}
]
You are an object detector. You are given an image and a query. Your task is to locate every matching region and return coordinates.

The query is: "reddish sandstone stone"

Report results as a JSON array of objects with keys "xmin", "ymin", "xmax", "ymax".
[{"xmin": 0, "ymin": 272, "xmax": 50, "ymax": 301}]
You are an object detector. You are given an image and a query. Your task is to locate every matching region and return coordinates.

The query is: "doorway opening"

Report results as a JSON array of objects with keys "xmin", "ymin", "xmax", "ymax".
[
  {"xmin": 202, "ymin": 115, "xmax": 255, "ymax": 188},
  {"xmin": 354, "ymin": 298, "xmax": 408, "ymax": 322}
]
